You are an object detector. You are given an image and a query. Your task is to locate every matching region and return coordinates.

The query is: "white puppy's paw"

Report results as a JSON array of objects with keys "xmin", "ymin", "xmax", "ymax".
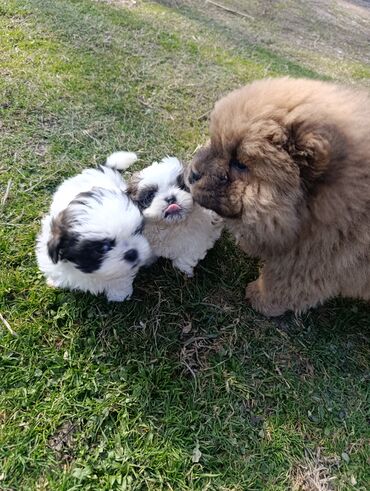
[
  {"xmin": 46, "ymin": 278, "xmax": 59, "ymax": 288},
  {"xmin": 106, "ymin": 284, "xmax": 133, "ymax": 302},
  {"xmin": 172, "ymin": 259, "xmax": 195, "ymax": 277},
  {"xmin": 106, "ymin": 292, "xmax": 131, "ymax": 302}
]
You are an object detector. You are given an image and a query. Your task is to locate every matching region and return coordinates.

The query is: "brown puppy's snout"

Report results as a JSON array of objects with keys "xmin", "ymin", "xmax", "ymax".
[{"xmin": 188, "ymin": 169, "xmax": 202, "ymax": 185}]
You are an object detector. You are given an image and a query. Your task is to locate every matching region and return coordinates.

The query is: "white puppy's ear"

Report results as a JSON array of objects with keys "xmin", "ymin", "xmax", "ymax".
[{"xmin": 106, "ymin": 151, "xmax": 138, "ymax": 170}]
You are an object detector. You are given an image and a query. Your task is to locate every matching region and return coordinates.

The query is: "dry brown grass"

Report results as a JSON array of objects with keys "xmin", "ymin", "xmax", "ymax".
[{"xmin": 291, "ymin": 448, "xmax": 340, "ymax": 491}]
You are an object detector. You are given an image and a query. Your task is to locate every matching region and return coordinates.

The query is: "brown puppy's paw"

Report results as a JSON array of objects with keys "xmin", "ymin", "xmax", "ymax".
[{"xmin": 245, "ymin": 280, "xmax": 286, "ymax": 317}]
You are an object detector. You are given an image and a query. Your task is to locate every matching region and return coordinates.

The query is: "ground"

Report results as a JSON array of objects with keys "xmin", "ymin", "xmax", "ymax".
[{"xmin": 0, "ymin": 1, "xmax": 369, "ymax": 490}]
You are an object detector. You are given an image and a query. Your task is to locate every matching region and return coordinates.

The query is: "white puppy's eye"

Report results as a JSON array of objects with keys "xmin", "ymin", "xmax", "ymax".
[
  {"xmin": 138, "ymin": 187, "xmax": 157, "ymax": 209},
  {"xmin": 230, "ymin": 158, "xmax": 248, "ymax": 171}
]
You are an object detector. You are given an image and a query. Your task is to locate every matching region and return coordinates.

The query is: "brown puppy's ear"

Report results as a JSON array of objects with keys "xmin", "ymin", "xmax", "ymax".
[
  {"xmin": 264, "ymin": 120, "xmax": 289, "ymax": 147},
  {"xmin": 286, "ymin": 122, "xmax": 334, "ymax": 189},
  {"xmin": 47, "ymin": 211, "xmax": 69, "ymax": 264}
]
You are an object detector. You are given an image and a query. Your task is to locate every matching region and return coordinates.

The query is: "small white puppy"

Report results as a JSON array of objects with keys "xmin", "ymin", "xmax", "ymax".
[
  {"xmin": 107, "ymin": 152, "xmax": 224, "ymax": 276},
  {"xmin": 36, "ymin": 154, "xmax": 151, "ymax": 301}
]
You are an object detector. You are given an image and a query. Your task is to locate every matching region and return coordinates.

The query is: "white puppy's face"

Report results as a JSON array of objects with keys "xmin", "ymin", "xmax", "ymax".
[
  {"xmin": 47, "ymin": 188, "xmax": 151, "ymax": 278},
  {"xmin": 127, "ymin": 157, "xmax": 193, "ymax": 224}
]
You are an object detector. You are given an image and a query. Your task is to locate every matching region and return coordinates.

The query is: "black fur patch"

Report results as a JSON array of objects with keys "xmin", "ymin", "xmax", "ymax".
[
  {"xmin": 137, "ymin": 185, "xmax": 158, "ymax": 210},
  {"xmin": 47, "ymin": 210, "xmax": 115, "ymax": 273},
  {"xmin": 177, "ymin": 173, "xmax": 190, "ymax": 192},
  {"xmin": 69, "ymin": 189, "xmax": 104, "ymax": 207},
  {"xmin": 61, "ymin": 237, "xmax": 116, "ymax": 273}
]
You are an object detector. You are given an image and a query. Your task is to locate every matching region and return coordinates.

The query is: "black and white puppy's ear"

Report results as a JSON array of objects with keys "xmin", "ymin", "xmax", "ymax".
[
  {"xmin": 47, "ymin": 235, "xmax": 62, "ymax": 264},
  {"xmin": 47, "ymin": 210, "xmax": 73, "ymax": 264},
  {"xmin": 126, "ymin": 175, "xmax": 140, "ymax": 203}
]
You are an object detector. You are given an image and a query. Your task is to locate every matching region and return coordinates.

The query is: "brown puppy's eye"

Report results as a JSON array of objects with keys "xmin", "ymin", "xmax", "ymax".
[
  {"xmin": 230, "ymin": 158, "xmax": 248, "ymax": 171},
  {"xmin": 219, "ymin": 174, "xmax": 229, "ymax": 183}
]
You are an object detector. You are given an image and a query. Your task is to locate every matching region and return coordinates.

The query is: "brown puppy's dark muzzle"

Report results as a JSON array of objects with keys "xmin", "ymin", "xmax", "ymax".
[{"xmin": 187, "ymin": 166, "xmax": 212, "ymax": 207}]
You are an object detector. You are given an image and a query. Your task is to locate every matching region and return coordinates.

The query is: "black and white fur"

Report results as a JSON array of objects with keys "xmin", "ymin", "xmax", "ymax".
[
  {"xmin": 36, "ymin": 154, "xmax": 151, "ymax": 301},
  {"xmin": 107, "ymin": 152, "xmax": 224, "ymax": 276}
]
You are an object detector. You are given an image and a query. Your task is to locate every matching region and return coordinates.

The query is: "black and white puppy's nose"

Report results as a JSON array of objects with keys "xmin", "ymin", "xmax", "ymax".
[
  {"xmin": 165, "ymin": 195, "xmax": 177, "ymax": 204},
  {"xmin": 124, "ymin": 249, "xmax": 138, "ymax": 263},
  {"xmin": 188, "ymin": 170, "xmax": 201, "ymax": 184}
]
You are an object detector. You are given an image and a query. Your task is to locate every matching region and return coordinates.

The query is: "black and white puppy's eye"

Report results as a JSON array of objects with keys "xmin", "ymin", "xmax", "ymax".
[
  {"xmin": 100, "ymin": 239, "xmax": 115, "ymax": 253},
  {"xmin": 138, "ymin": 186, "xmax": 157, "ymax": 209},
  {"xmin": 230, "ymin": 157, "xmax": 248, "ymax": 171}
]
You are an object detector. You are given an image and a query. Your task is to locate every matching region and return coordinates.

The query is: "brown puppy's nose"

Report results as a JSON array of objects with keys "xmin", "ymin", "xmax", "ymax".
[{"xmin": 189, "ymin": 170, "xmax": 201, "ymax": 184}]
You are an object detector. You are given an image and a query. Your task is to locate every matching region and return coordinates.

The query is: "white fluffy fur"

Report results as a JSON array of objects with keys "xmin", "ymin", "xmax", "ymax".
[
  {"xmin": 144, "ymin": 203, "xmax": 223, "ymax": 276},
  {"xmin": 36, "ymin": 166, "xmax": 151, "ymax": 301},
  {"xmin": 106, "ymin": 151, "xmax": 138, "ymax": 170},
  {"xmin": 109, "ymin": 153, "xmax": 224, "ymax": 276}
]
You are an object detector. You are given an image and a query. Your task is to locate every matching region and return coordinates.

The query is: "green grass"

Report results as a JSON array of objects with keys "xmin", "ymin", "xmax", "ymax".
[{"xmin": 0, "ymin": 0, "xmax": 369, "ymax": 489}]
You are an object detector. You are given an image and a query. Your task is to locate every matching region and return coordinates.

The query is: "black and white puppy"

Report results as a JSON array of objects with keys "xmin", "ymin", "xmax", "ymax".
[
  {"xmin": 107, "ymin": 153, "xmax": 224, "ymax": 276},
  {"xmin": 36, "ymin": 154, "xmax": 151, "ymax": 301}
]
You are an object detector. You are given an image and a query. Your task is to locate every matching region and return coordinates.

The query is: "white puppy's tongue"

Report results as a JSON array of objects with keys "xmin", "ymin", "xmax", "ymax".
[{"xmin": 165, "ymin": 203, "xmax": 181, "ymax": 214}]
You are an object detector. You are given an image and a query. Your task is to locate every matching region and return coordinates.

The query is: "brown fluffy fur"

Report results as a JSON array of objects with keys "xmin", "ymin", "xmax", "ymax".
[{"xmin": 188, "ymin": 77, "xmax": 370, "ymax": 316}]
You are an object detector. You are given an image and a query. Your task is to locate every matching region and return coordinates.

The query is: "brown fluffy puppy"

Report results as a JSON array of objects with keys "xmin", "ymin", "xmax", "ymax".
[{"xmin": 188, "ymin": 77, "xmax": 370, "ymax": 316}]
